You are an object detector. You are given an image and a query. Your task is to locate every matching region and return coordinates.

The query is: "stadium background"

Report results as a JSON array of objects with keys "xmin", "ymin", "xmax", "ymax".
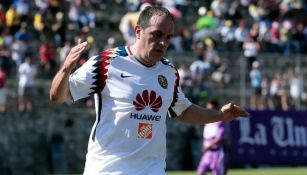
[{"xmin": 0, "ymin": 0, "xmax": 306, "ymax": 174}]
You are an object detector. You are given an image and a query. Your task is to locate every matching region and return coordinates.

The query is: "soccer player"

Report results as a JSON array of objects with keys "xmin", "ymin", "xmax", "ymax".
[
  {"xmin": 49, "ymin": 6, "xmax": 248, "ymax": 175},
  {"xmin": 197, "ymin": 100, "xmax": 227, "ymax": 175}
]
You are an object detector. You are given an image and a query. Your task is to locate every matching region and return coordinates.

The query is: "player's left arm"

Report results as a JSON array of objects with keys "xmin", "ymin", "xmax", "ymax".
[
  {"xmin": 202, "ymin": 138, "xmax": 222, "ymax": 152},
  {"xmin": 176, "ymin": 103, "xmax": 249, "ymax": 125},
  {"xmin": 203, "ymin": 123, "xmax": 225, "ymax": 152}
]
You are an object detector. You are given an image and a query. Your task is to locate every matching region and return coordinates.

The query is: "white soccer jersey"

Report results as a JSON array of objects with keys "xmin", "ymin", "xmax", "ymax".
[{"xmin": 69, "ymin": 46, "xmax": 192, "ymax": 175}]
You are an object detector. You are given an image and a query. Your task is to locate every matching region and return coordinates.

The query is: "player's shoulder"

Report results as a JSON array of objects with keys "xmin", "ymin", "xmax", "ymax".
[
  {"xmin": 98, "ymin": 45, "xmax": 129, "ymax": 58},
  {"xmin": 160, "ymin": 57, "xmax": 175, "ymax": 69},
  {"xmin": 83, "ymin": 46, "xmax": 129, "ymax": 67}
]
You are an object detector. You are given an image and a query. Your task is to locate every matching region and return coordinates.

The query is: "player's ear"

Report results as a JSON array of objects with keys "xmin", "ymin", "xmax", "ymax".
[{"xmin": 135, "ymin": 25, "xmax": 141, "ymax": 39}]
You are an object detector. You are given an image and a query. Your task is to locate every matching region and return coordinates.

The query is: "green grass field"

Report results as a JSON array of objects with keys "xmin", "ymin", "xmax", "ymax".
[
  {"xmin": 56, "ymin": 167, "xmax": 307, "ymax": 175},
  {"xmin": 167, "ymin": 167, "xmax": 307, "ymax": 175}
]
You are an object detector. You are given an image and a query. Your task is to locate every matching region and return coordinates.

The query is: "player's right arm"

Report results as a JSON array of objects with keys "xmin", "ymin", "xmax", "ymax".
[{"xmin": 49, "ymin": 39, "xmax": 88, "ymax": 103}]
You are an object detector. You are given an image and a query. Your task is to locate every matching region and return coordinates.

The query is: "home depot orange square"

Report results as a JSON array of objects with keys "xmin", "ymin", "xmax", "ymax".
[{"xmin": 137, "ymin": 123, "xmax": 152, "ymax": 139}]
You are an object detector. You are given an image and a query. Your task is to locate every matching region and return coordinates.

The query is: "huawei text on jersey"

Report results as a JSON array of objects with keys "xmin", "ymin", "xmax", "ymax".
[{"xmin": 130, "ymin": 113, "xmax": 161, "ymax": 121}]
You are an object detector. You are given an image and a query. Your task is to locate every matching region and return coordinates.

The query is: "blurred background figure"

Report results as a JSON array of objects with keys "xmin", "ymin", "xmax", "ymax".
[
  {"xmin": 104, "ymin": 36, "xmax": 116, "ymax": 50},
  {"xmin": 197, "ymin": 100, "xmax": 227, "ymax": 175},
  {"xmin": 0, "ymin": 65, "xmax": 7, "ymax": 113},
  {"xmin": 119, "ymin": 1, "xmax": 153, "ymax": 45},
  {"xmin": 249, "ymin": 61, "xmax": 263, "ymax": 110},
  {"xmin": 18, "ymin": 56, "xmax": 37, "ymax": 112},
  {"xmin": 243, "ymin": 35, "xmax": 260, "ymax": 71},
  {"xmin": 193, "ymin": 7, "xmax": 218, "ymax": 42},
  {"xmin": 270, "ymin": 73, "xmax": 289, "ymax": 111}
]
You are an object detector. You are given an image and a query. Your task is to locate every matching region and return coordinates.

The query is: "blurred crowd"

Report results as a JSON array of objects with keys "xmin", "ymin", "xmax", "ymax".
[{"xmin": 0, "ymin": 0, "xmax": 306, "ymax": 112}]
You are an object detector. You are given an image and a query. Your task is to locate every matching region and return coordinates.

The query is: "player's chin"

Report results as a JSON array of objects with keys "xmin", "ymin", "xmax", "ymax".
[{"xmin": 151, "ymin": 50, "xmax": 164, "ymax": 58}]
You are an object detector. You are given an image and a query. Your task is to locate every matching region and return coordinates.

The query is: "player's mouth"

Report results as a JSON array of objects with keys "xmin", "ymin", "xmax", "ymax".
[{"xmin": 154, "ymin": 49, "xmax": 164, "ymax": 53}]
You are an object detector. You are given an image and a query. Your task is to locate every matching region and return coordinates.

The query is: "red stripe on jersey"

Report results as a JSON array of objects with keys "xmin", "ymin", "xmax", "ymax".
[{"xmin": 127, "ymin": 46, "xmax": 133, "ymax": 56}]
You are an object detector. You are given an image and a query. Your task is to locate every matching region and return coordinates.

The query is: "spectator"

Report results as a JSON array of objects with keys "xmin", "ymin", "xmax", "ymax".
[
  {"xmin": 51, "ymin": 12, "xmax": 67, "ymax": 48},
  {"xmin": 177, "ymin": 63, "xmax": 191, "ymax": 94},
  {"xmin": 0, "ymin": 65, "xmax": 7, "ymax": 113},
  {"xmin": 203, "ymin": 38, "xmax": 218, "ymax": 64},
  {"xmin": 14, "ymin": 25, "xmax": 31, "ymax": 43},
  {"xmin": 280, "ymin": 20, "xmax": 295, "ymax": 56},
  {"xmin": 243, "ymin": 35, "xmax": 260, "ymax": 71},
  {"xmin": 190, "ymin": 55, "xmax": 210, "ymax": 93},
  {"xmin": 11, "ymin": 38, "xmax": 27, "ymax": 67},
  {"xmin": 35, "ymin": 0, "xmax": 48, "ymax": 12},
  {"xmin": 0, "ymin": 39, "xmax": 11, "ymax": 75},
  {"xmin": 249, "ymin": 61, "xmax": 263, "ymax": 110},
  {"xmin": 219, "ymin": 19, "xmax": 235, "ymax": 51},
  {"xmin": 291, "ymin": 23, "xmax": 305, "ymax": 55},
  {"xmin": 193, "ymin": 7, "xmax": 218, "ymax": 42},
  {"xmin": 5, "ymin": 5, "xmax": 21, "ymax": 35},
  {"xmin": 268, "ymin": 21, "xmax": 281, "ymax": 53},
  {"xmin": 270, "ymin": 73, "xmax": 289, "ymax": 111},
  {"xmin": 210, "ymin": 0, "xmax": 228, "ymax": 19},
  {"xmin": 39, "ymin": 41, "xmax": 56, "ymax": 77},
  {"xmin": 18, "ymin": 56, "xmax": 37, "ymax": 112},
  {"xmin": 248, "ymin": 3, "xmax": 266, "ymax": 21},
  {"xmin": 68, "ymin": 0, "xmax": 96, "ymax": 33},
  {"xmin": 13, "ymin": 0, "xmax": 30, "ymax": 23},
  {"xmin": 59, "ymin": 40, "xmax": 73, "ymax": 66},
  {"xmin": 162, "ymin": 0, "xmax": 182, "ymax": 20},
  {"xmin": 33, "ymin": 10, "xmax": 46, "ymax": 38},
  {"xmin": 261, "ymin": 75, "xmax": 274, "ymax": 110},
  {"xmin": 288, "ymin": 68, "xmax": 304, "ymax": 109},
  {"xmin": 234, "ymin": 20, "xmax": 249, "ymax": 49},
  {"xmin": 119, "ymin": 7, "xmax": 142, "ymax": 45},
  {"xmin": 0, "ymin": 4, "xmax": 6, "ymax": 27},
  {"xmin": 2, "ymin": 27, "xmax": 13, "ymax": 49},
  {"xmin": 103, "ymin": 37, "xmax": 116, "ymax": 50},
  {"xmin": 211, "ymin": 53, "xmax": 231, "ymax": 85}
]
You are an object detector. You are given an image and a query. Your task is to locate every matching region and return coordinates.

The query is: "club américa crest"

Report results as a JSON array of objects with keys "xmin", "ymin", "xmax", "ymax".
[{"xmin": 158, "ymin": 75, "xmax": 168, "ymax": 89}]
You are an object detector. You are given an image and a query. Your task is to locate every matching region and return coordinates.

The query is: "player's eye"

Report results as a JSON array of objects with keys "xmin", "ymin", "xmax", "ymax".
[{"xmin": 152, "ymin": 32, "xmax": 162, "ymax": 38}]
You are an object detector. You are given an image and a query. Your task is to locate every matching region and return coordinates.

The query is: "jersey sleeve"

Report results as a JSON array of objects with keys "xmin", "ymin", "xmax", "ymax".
[
  {"xmin": 168, "ymin": 86, "xmax": 192, "ymax": 118},
  {"xmin": 69, "ymin": 55, "xmax": 100, "ymax": 101},
  {"xmin": 69, "ymin": 47, "xmax": 128, "ymax": 102},
  {"xmin": 168, "ymin": 67, "xmax": 192, "ymax": 118}
]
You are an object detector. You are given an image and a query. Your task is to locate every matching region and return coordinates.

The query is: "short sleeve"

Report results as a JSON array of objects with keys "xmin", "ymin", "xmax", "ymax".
[
  {"xmin": 69, "ymin": 55, "xmax": 99, "ymax": 101},
  {"xmin": 168, "ymin": 84, "xmax": 192, "ymax": 118},
  {"xmin": 69, "ymin": 46, "xmax": 128, "ymax": 102}
]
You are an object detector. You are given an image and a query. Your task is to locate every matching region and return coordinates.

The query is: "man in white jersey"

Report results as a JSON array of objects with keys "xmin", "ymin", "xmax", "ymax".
[{"xmin": 50, "ymin": 6, "xmax": 249, "ymax": 175}]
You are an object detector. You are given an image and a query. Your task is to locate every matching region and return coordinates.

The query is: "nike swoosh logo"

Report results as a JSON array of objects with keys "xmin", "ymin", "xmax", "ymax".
[{"xmin": 121, "ymin": 73, "xmax": 133, "ymax": 78}]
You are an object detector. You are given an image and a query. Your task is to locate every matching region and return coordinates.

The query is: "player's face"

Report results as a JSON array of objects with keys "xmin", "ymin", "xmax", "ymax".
[{"xmin": 137, "ymin": 15, "xmax": 174, "ymax": 66}]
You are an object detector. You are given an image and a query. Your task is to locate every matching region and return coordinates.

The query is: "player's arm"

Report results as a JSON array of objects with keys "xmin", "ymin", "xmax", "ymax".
[
  {"xmin": 176, "ymin": 103, "xmax": 249, "ymax": 124},
  {"xmin": 203, "ymin": 138, "xmax": 222, "ymax": 152},
  {"xmin": 203, "ymin": 124, "xmax": 225, "ymax": 152},
  {"xmin": 49, "ymin": 39, "xmax": 88, "ymax": 103}
]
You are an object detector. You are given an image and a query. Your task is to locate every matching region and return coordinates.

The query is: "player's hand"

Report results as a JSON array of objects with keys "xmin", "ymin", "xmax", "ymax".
[
  {"xmin": 63, "ymin": 38, "xmax": 88, "ymax": 71},
  {"xmin": 220, "ymin": 103, "xmax": 249, "ymax": 121}
]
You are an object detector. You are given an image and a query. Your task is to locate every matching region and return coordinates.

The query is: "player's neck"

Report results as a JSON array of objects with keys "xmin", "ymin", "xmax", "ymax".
[{"xmin": 129, "ymin": 45, "xmax": 155, "ymax": 67}]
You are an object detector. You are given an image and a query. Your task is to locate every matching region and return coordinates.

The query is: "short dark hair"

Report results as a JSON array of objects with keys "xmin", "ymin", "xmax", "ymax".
[
  {"xmin": 208, "ymin": 100, "xmax": 219, "ymax": 109},
  {"xmin": 137, "ymin": 6, "xmax": 174, "ymax": 29}
]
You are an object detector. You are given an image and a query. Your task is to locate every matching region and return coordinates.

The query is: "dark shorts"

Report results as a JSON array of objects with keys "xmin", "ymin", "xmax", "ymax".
[
  {"xmin": 252, "ymin": 87, "xmax": 261, "ymax": 95},
  {"xmin": 19, "ymin": 86, "xmax": 35, "ymax": 97}
]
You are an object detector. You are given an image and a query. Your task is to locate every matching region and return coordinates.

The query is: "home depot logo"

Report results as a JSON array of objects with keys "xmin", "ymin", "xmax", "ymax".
[
  {"xmin": 137, "ymin": 123, "xmax": 152, "ymax": 139},
  {"xmin": 131, "ymin": 90, "xmax": 162, "ymax": 121}
]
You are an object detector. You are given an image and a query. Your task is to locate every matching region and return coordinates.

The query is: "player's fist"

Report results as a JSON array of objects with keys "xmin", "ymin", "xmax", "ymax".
[{"xmin": 220, "ymin": 103, "xmax": 249, "ymax": 121}]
